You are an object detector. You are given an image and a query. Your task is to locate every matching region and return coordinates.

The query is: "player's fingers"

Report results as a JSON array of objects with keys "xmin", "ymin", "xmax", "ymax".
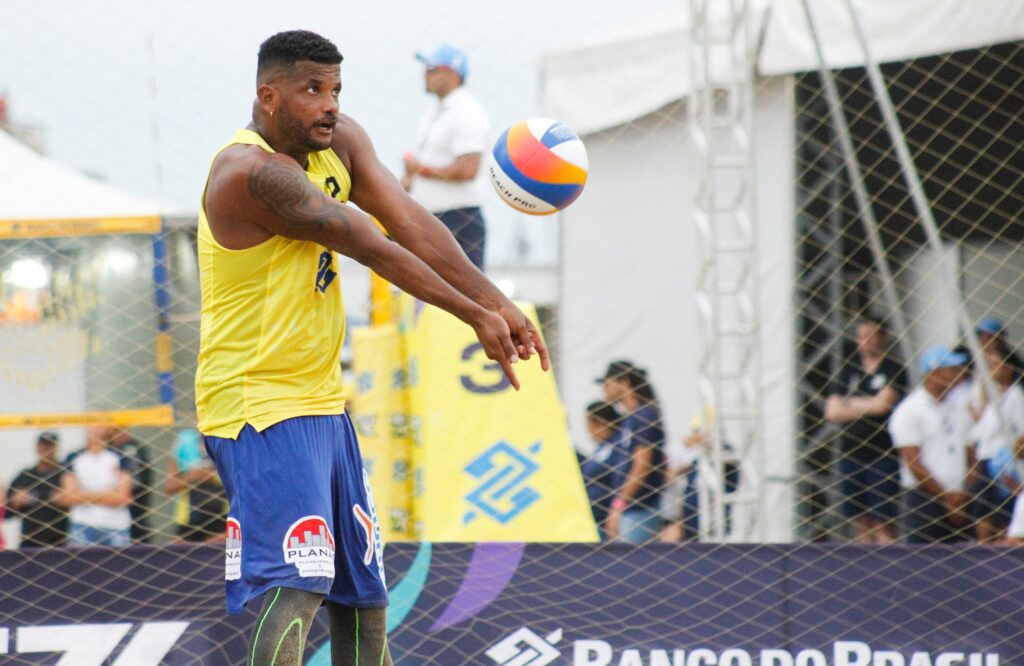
[
  {"xmin": 498, "ymin": 355, "xmax": 521, "ymax": 391},
  {"xmin": 528, "ymin": 324, "xmax": 551, "ymax": 372},
  {"xmin": 495, "ymin": 333, "xmax": 521, "ymax": 391},
  {"xmin": 511, "ymin": 325, "xmax": 531, "ymax": 361}
]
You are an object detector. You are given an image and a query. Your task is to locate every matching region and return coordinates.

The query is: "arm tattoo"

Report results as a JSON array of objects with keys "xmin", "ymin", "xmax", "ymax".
[{"xmin": 247, "ymin": 159, "xmax": 353, "ymax": 241}]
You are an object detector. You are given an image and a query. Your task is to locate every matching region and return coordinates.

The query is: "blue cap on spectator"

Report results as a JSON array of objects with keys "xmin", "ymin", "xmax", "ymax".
[
  {"xmin": 416, "ymin": 44, "xmax": 468, "ymax": 80},
  {"xmin": 976, "ymin": 317, "xmax": 1005, "ymax": 337},
  {"xmin": 919, "ymin": 346, "xmax": 969, "ymax": 374}
]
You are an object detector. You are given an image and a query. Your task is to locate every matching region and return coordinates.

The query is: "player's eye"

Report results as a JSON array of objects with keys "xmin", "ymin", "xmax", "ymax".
[{"xmin": 307, "ymin": 85, "xmax": 318, "ymax": 94}]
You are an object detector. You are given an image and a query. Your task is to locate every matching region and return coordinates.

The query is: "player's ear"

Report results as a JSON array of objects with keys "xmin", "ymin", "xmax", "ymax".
[{"xmin": 256, "ymin": 83, "xmax": 279, "ymax": 117}]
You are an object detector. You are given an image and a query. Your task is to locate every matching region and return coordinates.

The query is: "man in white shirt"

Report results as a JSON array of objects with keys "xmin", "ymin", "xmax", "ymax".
[
  {"xmin": 402, "ymin": 44, "xmax": 491, "ymax": 269},
  {"xmin": 56, "ymin": 425, "xmax": 133, "ymax": 547},
  {"xmin": 889, "ymin": 346, "xmax": 978, "ymax": 543}
]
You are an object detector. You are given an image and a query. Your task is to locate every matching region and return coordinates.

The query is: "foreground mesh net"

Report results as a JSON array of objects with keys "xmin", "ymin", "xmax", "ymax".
[{"xmin": 1, "ymin": 1, "xmax": 1023, "ymax": 664}]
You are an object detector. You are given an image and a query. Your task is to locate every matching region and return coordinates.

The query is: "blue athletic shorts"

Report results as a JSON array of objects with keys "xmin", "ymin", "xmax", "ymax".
[{"xmin": 204, "ymin": 414, "xmax": 387, "ymax": 614}]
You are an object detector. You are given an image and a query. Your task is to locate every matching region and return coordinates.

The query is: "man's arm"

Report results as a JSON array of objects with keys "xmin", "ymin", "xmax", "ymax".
[
  {"xmin": 7, "ymin": 473, "xmax": 35, "ymax": 512},
  {"xmin": 404, "ymin": 151, "xmax": 481, "ymax": 182},
  {"xmin": 85, "ymin": 471, "xmax": 132, "ymax": 508},
  {"xmin": 826, "ymin": 386, "xmax": 900, "ymax": 422},
  {"xmin": 899, "ymin": 446, "xmax": 945, "ymax": 497},
  {"xmin": 211, "ymin": 148, "xmax": 524, "ymax": 388},
  {"xmin": 338, "ymin": 117, "xmax": 549, "ymax": 371}
]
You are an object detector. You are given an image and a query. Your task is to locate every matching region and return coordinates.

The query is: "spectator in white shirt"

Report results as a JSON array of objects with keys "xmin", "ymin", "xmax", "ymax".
[
  {"xmin": 967, "ymin": 346, "xmax": 1024, "ymax": 542},
  {"xmin": 402, "ymin": 44, "xmax": 491, "ymax": 269},
  {"xmin": 889, "ymin": 346, "xmax": 978, "ymax": 543},
  {"xmin": 55, "ymin": 425, "xmax": 132, "ymax": 547}
]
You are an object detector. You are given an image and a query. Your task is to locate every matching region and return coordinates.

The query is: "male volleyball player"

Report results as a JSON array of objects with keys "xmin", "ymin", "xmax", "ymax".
[{"xmin": 196, "ymin": 30, "xmax": 547, "ymax": 665}]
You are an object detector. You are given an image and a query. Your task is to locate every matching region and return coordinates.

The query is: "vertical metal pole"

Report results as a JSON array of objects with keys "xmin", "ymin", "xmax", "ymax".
[
  {"xmin": 689, "ymin": 0, "xmax": 762, "ymax": 541},
  {"xmin": 152, "ymin": 230, "xmax": 176, "ymax": 414},
  {"xmin": 798, "ymin": 0, "xmax": 917, "ymax": 380},
  {"xmin": 841, "ymin": 0, "xmax": 999, "ymax": 405}
]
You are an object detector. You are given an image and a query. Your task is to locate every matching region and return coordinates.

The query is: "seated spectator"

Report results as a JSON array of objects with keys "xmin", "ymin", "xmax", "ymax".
[
  {"xmin": 6, "ymin": 431, "xmax": 68, "ymax": 547},
  {"xmin": 596, "ymin": 360, "xmax": 668, "ymax": 544},
  {"xmin": 967, "ymin": 346, "xmax": 1024, "ymax": 542},
  {"xmin": 889, "ymin": 347, "xmax": 976, "ymax": 543},
  {"xmin": 108, "ymin": 428, "xmax": 152, "ymax": 543},
  {"xmin": 55, "ymin": 426, "xmax": 132, "ymax": 547},
  {"xmin": 824, "ymin": 317, "xmax": 906, "ymax": 544},
  {"xmin": 976, "ymin": 318, "xmax": 1019, "ymax": 358},
  {"xmin": 659, "ymin": 418, "xmax": 740, "ymax": 543},
  {"xmin": 580, "ymin": 401, "xmax": 630, "ymax": 540},
  {"xmin": 166, "ymin": 428, "xmax": 228, "ymax": 542}
]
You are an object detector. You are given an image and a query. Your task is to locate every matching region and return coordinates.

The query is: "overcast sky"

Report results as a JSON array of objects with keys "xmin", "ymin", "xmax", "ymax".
[{"xmin": 0, "ymin": 0, "xmax": 685, "ymax": 265}]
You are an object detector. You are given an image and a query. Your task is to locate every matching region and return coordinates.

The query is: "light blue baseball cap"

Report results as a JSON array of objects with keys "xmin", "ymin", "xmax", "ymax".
[
  {"xmin": 919, "ymin": 345, "xmax": 969, "ymax": 374},
  {"xmin": 416, "ymin": 44, "xmax": 468, "ymax": 80},
  {"xmin": 976, "ymin": 317, "xmax": 1005, "ymax": 337}
]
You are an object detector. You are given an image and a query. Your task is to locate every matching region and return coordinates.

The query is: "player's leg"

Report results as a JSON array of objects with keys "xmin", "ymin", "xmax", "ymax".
[
  {"xmin": 248, "ymin": 587, "xmax": 324, "ymax": 666},
  {"xmin": 324, "ymin": 413, "xmax": 391, "ymax": 664},
  {"xmin": 326, "ymin": 603, "xmax": 392, "ymax": 665}
]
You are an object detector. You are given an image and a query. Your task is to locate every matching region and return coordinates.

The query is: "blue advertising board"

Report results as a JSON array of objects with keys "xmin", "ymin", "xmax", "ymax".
[{"xmin": 0, "ymin": 543, "xmax": 1020, "ymax": 664}]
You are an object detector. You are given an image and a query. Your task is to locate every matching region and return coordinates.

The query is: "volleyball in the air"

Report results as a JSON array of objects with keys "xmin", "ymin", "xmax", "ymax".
[{"xmin": 488, "ymin": 118, "xmax": 588, "ymax": 215}]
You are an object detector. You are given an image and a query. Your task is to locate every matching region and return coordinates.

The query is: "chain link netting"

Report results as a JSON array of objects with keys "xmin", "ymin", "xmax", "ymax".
[{"xmin": 1, "ymin": 1, "xmax": 1022, "ymax": 663}]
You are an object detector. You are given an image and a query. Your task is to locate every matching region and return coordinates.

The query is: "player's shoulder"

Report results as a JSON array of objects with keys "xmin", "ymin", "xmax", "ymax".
[
  {"xmin": 211, "ymin": 141, "xmax": 279, "ymax": 179},
  {"xmin": 332, "ymin": 114, "xmax": 378, "ymax": 153},
  {"xmin": 207, "ymin": 141, "xmax": 295, "ymax": 206}
]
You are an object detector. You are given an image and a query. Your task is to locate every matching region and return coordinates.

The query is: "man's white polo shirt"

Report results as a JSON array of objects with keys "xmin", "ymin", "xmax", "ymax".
[
  {"xmin": 410, "ymin": 86, "xmax": 491, "ymax": 214},
  {"xmin": 65, "ymin": 447, "xmax": 131, "ymax": 530},
  {"xmin": 889, "ymin": 386, "xmax": 972, "ymax": 491}
]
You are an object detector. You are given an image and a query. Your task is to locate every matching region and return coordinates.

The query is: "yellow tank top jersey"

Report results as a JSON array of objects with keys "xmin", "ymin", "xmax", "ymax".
[{"xmin": 195, "ymin": 129, "xmax": 352, "ymax": 438}]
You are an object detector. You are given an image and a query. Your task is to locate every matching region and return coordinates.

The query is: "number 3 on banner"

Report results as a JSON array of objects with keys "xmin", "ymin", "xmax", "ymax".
[{"xmin": 460, "ymin": 342, "xmax": 511, "ymax": 394}]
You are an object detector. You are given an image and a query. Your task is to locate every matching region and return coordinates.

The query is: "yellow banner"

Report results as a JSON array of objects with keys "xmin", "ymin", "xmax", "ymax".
[
  {"xmin": 350, "ymin": 324, "xmax": 414, "ymax": 541},
  {"xmin": 406, "ymin": 301, "xmax": 597, "ymax": 542},
  {"xmin": 0, "ymin": 405, "xmax": 174, "ymax": 428},
  {"xmin": 0, "ymin": 216, "xmax": 161, "ymax": 239}
]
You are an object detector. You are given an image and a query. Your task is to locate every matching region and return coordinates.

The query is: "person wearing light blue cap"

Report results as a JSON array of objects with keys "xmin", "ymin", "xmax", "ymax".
[
  {"xmin": 402, "ymin": 43, "xmax": 491, "ymax": 268},
  {"xmin": 889, "ymin": 345, "xmax": 977, "ymax": 542},
  {"xmin": 965, "ymin": 344, "xmax": 1024, "ymax": 542}
]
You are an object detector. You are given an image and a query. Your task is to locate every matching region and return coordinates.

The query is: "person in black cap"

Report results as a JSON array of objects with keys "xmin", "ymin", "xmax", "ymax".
[
  {"xmin": 6, "ymin": 431, "xmax": 68, "ymax": 547},
  {"xmin": 579, "ymin": 400, "xmax": 631, "ymax": 539},
  {"xmin": 595, "ymin": 359, "xmax": 667, "ymax": 543}
]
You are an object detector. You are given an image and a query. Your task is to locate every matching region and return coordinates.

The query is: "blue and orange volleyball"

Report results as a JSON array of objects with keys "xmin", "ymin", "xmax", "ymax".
[{"xmin": 488, "ymin": 118, "xmax": 588, "ymax": 215}]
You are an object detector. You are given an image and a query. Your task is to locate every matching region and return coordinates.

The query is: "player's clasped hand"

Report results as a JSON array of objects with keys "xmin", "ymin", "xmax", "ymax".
[
  {"xmin": 496, "ymin": 301, "xmax": 551, "ymax": 373},
  {"xmin": 471, "ymin": 310, "xmax": 524, "ymax": 391}
]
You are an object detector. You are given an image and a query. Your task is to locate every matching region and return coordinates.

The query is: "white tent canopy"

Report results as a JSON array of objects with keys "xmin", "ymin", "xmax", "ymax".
[
  {"xmin": 760, "ymin": 0, "xmax": 1024, "ymax": 75},
  {"xmin": 541, "ymin": 0, "xmax": 1021, "ymax": 542},
  {"xmin": 542, "ymin": 0, "xmax": 1024, "ymax": 136},
  {"xmin": 0, "ymin": 127, "xmax": 186, "ymax": 225}
]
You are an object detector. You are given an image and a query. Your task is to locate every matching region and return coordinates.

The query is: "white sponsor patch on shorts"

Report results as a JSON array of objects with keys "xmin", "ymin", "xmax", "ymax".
[
  {"xmin": 225, "ymin": 517, "xmax": 242, "ymax": 581},
  {"xmin": 282, "ymin": 515, "xmax": 336, "ymax": 578}
]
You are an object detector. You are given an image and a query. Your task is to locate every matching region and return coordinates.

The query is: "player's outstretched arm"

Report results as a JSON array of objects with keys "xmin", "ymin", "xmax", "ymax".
[
  {"xmin": 338, "ymin": 116, "xmax": 550, "ymax": 372},
  {"xmin": 231, "ymin": 150, "xmax": 524, "ymax": 389}
]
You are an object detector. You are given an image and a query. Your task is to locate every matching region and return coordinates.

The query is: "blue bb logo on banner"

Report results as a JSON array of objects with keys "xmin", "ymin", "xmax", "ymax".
[{"xmin": 463, "ymin": 440, "xmax": 543, "ymax": 525}]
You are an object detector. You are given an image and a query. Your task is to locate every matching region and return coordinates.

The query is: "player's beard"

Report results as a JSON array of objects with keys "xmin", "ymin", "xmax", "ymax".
[{"xmin": 279, "ymin": 109, "xmax": 332, "ymax": 152}]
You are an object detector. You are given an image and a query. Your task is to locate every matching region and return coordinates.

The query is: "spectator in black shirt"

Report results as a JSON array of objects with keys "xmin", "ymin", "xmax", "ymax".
[
  {"xmin": 825, "ymin": 318, "xmax": 907, "ymax": 543},
  {"xmin": 6, "ymin": 432, "xmax": 68, "ymax": 547}
]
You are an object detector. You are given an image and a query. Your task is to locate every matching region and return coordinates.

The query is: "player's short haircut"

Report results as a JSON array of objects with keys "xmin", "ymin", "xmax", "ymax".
[{"xmin": 257, "ymin": 30, "xmax": 343, "ymax": 80}]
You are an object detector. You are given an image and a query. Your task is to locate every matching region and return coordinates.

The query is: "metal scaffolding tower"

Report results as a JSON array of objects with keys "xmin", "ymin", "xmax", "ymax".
[{"xmin": 688, "ymin": 0, "xmax": 763, "ymax": 541}]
